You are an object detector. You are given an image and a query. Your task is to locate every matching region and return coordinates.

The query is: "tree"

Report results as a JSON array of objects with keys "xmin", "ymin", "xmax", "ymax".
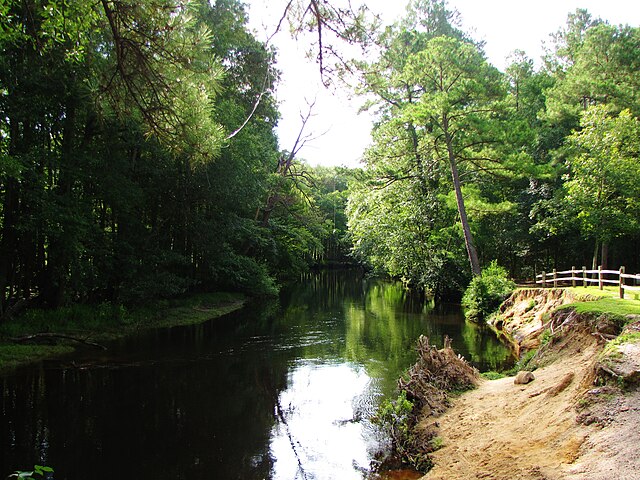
[
  {"xmin": 546, "ymin": 22, "xmax": 640, "ymax": 124},
  {"xmin": 402, "ymin": 36, "xmax": 507, "ymax": 276},
  {"xmin": 0, "ymin": 0, "xmax": 286, "ymax": 316},
  {"xmin": 563, "ymin": 106, "xmax": 640, "ymax": 268},
  {"xmin": 344, "ymin": 2, "xmax": 475, "ymax": 297},
  {"xmin": 543, "ymin": 8, "xmax": 601, "ymax": 72}
]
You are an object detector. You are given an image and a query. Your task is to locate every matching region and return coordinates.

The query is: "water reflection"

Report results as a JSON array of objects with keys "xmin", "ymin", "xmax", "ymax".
[
  {"xmin": 1, "ymin": 270, "xmax": 512, "ymax": 479},
  {"xmin": 270, "ymin": 362, "xmax": 374, "ymax": 480}
]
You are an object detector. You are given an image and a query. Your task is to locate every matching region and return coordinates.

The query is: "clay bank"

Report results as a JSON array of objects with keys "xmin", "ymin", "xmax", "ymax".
[{"xmin": 394, "ymin": 287, "xmax": 640, "ymax": 480}]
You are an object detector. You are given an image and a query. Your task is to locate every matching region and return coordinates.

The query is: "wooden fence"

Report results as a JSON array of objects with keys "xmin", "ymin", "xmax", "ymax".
[{"xmin": 535, "ymin": 266, "xmax": 640, "ymax": 299}]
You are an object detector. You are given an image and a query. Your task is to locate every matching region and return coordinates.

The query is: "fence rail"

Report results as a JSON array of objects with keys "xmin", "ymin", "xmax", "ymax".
[{"xmin": 535, "ymin": 266, "xmax": 640, "ymax": 299}]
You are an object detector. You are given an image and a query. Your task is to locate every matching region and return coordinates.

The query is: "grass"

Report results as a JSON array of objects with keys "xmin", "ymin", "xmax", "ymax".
[
  {"xmin": 556, "ymin": 296, "xmax": 640, "ymax": 328},
  {"xmin": 0, "ymin": 344, "xmax": 75, "ymax": 372},
  {"xmin": 0, "ymin": 292, "xmax": 246, "ymax": 372},
  {"xmin": 430, "ymin": 436, "xmax": 444, "ymax": 451},
  {"xmin": 568, "ymin": 285, "xmax": 640, "ymax": 301},
  {"xmin": 481, "ymin": 371, "xmax": 506, "ymax": 380}
]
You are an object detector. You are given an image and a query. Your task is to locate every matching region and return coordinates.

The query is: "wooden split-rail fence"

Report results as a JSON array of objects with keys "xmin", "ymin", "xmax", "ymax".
[{"xmin": 535, "ymin": 266, "xmax": 640, "ymax": 299}]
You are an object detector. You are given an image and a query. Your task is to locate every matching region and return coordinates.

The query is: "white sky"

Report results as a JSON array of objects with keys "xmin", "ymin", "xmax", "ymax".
[{"xmin": 246, "ymin": 1, "xmax": 640, "ymax": 168}]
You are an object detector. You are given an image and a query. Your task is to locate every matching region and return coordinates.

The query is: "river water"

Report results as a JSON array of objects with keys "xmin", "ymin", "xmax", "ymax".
[{"xmin": 1, "ymin": 270, "xmax": 513, "ymax": 480}]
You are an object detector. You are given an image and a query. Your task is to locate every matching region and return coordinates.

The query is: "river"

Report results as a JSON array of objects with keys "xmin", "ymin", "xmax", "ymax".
[{"xmin": 1, "ymin": 270, "xmax": 512, "ymax": 479}]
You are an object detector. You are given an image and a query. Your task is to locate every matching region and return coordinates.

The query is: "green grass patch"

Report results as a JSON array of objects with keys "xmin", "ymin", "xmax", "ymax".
[
  {"xmin": 602, "ymin": 332, "xmax": 640, "ymax": 357},
  {"xmin": 0, "ymin": 291, "xmax": 246, "ymax": 372},
  {"xmin": 503, "ymin": 348, "xmax": 538, "ymax": 376},
  {"xmin": 557, "ymin": 296, "xmax": 640, "ymax": 326},
  {"xmin": 481, "ymin": 371, "xmax": 506, "ymax": 380},
  {"xmin": 124, "ymin": 292, "xmax": 246, "ymax": 331},
  {"xmin": 0, "ymin": 344, "xmax": 74, "ymax": 372},
  {"xmin": 430, "ymin": 436, "xmax": 444, "ymax": 451},
  {"xmin": 567, "ymin": 285, "xmax": 640, "ymax": 301}
]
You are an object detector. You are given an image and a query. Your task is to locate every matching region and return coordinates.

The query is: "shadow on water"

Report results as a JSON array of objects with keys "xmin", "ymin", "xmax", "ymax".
[{"xmin": 1, "ymin": 270, "xmax": 513, "ymax": 480}]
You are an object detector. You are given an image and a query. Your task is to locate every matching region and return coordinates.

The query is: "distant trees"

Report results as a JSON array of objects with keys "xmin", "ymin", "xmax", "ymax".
[{"xmin": 562, "ymin": 107, "xmax": 640, "ymax": 269}]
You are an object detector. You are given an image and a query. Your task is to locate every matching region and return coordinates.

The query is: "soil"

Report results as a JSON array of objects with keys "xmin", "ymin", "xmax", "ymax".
[{"xmin": 417, "ymin": 293, "xmax": 640, "ymax": 480}]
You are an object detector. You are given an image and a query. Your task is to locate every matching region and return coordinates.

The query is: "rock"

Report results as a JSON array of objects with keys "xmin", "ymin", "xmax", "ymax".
[{"xmin": 514, "ymin": 371, "xmax": 536, "ymax": 385}]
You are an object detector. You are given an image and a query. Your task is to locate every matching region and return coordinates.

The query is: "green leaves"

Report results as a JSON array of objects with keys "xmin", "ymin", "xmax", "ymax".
[
  {"xmin": 462, "ymin": 260, "xmax": 515, "ymax": 322},
  {"xmin": 545, "ymin": 22, "xmax": 640, "ymax": 123},
  {"xmin": 98, "ymin": 0, "xmax": 226, "ymax": 163},
  {"xmin": 8, "ymin": 465, "xmax": 54, "ymax": 480},
  {"xmin": 563, "ymin": 106, "xmax": 640, "ymax": 242}
]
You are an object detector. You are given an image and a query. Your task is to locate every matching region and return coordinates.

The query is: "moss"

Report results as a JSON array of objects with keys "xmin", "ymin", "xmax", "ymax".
[
  {"xmin": 430, "ymin": 437, "xmax": 444, "ymax": 451},
  {"xmin": 524, "ymin": 299, "xmax": 536, "ymax": 312},
  {"xmin": 540, "ymin": 329, "xmax": 553, "ymax": 347}
]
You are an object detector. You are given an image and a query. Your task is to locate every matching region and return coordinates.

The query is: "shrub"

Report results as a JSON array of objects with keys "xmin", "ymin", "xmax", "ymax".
[{"xmin": 462, "ymin": 261, "xmax": 515, "ymax": 322}]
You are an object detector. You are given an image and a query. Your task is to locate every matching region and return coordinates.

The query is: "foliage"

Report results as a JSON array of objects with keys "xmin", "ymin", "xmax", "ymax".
[
  {"xmin": 0, "ymin": 0, "xmax": 343, "ymax": 323},
  {"xmin": 6, "ymin": 465, "xmax": 53, "ymax": 480},
  {"xmin": 462, "ymin": 261, "xmax": 515, "ymax": 322},
  {"xmin": 504, "ymin": 348, "xmax": 539, "ymax": 376},
  {"xmin": 374, "ymin": 390, "xmax": 414, "ymax": 443},
  {"xmin": 2, "ymin": 0, "xmax": 640, "ymax": 329},
  {"xmin": 563, "ymin": 107, "xmax": 640, "ymax": 246},
  {"xmin": 372, "ymin": 390, "xmax": 433, "ymax": 471}
]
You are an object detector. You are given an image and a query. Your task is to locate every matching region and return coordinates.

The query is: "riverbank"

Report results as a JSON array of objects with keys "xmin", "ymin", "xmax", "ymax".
[
  {"xmin": 414, "ymin": 287, "xmax": 640, "ymax": 479},
  {"xmin": 0, "ymin": 292, "xmax": 246, "ymax": 373}
]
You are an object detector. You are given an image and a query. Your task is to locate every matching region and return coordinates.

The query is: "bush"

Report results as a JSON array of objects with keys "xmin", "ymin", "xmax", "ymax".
[{"xmin": 462, "ymin": 261, "xmax": 515, "ymax": 322}]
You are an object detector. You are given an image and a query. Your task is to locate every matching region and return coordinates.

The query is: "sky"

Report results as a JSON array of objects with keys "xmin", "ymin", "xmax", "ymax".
[{"xmin": 247, "ymin": 1, "xmax": 640, "ymax": 168}]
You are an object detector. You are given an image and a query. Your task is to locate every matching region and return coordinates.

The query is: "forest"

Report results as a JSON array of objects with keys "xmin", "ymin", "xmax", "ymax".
[{"xmin": 1, "ymin": 0, "xmax": 640, "ymax": 320}]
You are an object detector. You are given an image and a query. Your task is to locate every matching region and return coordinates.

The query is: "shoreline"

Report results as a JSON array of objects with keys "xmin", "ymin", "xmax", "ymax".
[{"xmin": 0, "ymin": 292, "xmax": 247, "ymax": 373}]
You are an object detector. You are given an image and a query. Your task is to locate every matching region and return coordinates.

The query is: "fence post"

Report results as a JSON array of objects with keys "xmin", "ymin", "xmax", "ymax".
[
  {"xmin": 572, "ymin": 266, "xmax": 576, "ymax": 288},
  {"xmin": 582, "ymin": 266, "xmax": 587, "ymax": 287},
  {"xmin": 619, "ymin": 266, "xmax": 625, "ymax": 299},
  {"xmin": 598, "ymin": 265, "xmax": 603, "ymax": 290},
  {"xmin": 542, "ymin": 271, "xmax": 546, "ymax": 288},
  {"xmin": 553, "ymin": 269, "xmax": 557, "ymax": 288}
]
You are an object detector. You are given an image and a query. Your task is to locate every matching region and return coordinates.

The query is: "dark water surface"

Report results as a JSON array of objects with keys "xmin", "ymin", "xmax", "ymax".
[{"xmin": 1, "ymin": 270, "xmax": 513, "ymax": 479}]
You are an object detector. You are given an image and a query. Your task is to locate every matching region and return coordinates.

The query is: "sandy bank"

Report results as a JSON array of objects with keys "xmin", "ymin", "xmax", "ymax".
[{"xmin": 418, "ymin": 289, "xmax": 640, "ymax": 480}]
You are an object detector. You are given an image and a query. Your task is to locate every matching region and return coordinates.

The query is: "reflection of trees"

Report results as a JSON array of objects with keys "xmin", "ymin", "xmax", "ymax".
[
  {"xmin": 1, "ymin": 271, "xmax": 514, "ymax": 479},
  {"xmin": 0, "ymin": 303, "xmax": 290, "ymax": 480},
  {"xmin": 459, "ymin": 321, "xmax": 516, "ymax": 372},
  {"xmin": 340, "ymin": 278, "xmax": 513, "ymax": 394}
]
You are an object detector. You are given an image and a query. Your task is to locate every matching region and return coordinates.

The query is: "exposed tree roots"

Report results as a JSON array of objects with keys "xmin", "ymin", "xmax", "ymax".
[{"xmin": 386, "ymin": 335, "xmax": 479, "ymax": 473}]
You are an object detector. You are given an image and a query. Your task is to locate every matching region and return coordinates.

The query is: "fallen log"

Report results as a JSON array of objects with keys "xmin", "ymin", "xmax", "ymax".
[{"xmin": 9, "ymin": 333, "xmax": 107, "ymax": 350}]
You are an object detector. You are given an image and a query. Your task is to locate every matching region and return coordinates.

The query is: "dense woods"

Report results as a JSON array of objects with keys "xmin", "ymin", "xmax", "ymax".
[
  {"xmin": 0, "ymin": 0, "xmax": 349, "ymax": 321},
  {"xmin": 1, "ymin": 0, "xmax": 640, "ymax": 320}
]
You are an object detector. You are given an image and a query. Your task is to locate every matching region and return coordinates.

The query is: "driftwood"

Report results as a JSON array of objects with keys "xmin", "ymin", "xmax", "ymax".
[{"xmin": 9, "ymin": 333, "xmax": 107, "ymax": 350}]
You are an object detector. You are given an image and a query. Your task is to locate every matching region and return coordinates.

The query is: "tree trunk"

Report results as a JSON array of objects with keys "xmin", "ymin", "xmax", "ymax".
[
  {"xmin": 601, "ymin": 242, "xmax": 609, "ymax": 270},
  {"xmin": 443, "ymin": 118, "xmax": 481, "ymax": 277},
  {"xmin": 591, "ymin": 239, "xmax": 600, "ymax": 271}
]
